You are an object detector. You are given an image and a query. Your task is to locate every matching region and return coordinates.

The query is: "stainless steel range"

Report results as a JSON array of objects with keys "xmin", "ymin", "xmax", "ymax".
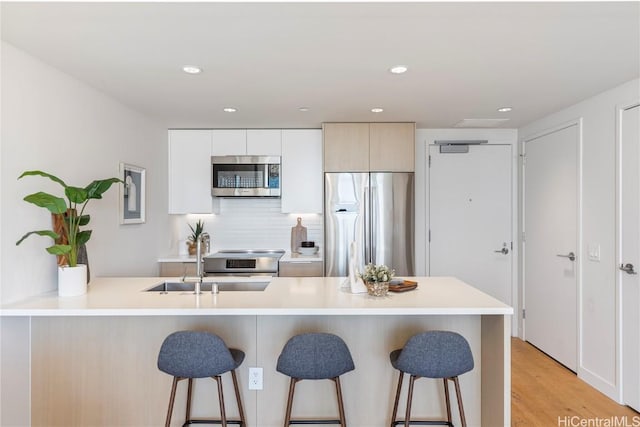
[{"xmin": 203, "ymin": 250, "xmax": 285, "ymax": 276}]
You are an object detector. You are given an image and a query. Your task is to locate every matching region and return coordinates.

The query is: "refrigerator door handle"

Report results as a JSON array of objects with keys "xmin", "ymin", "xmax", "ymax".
[
  {"xmin": 370, "ymin": 183, "xmax": 377, "ymax": 265},
  {"xmin": 364, "ymin": 182, "xmax": 371, "ymax": 264}
]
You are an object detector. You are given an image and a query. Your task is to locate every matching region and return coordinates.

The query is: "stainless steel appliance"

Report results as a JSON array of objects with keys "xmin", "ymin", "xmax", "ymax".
[
  {"xmin": 203, "ymin": 250, "xmax": 285, "ymax": 276},
  {"xmin": 325, "ymin": 173, "xmax": 414, "ymax": 276},
  {"xmin": 211, "ymin": 155, "xmax": 281, "ymax": 197}
]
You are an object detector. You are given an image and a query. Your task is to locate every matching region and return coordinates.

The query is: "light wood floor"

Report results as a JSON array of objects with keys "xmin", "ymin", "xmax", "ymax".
[{"xmin": 512, "ymin": 338, "xmax": 639, "ymax": 426}]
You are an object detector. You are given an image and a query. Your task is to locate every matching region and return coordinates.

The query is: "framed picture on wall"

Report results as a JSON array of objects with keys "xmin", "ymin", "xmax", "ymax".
[{"xmin": 119, "ymin": 162, "xmax": 146, "ymax": 224}]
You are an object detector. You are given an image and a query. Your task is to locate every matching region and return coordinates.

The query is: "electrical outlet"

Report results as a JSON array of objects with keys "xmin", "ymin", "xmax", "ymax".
[{"xmin": 248, "ymin": 367, "xmax": 263, "ymax": 390}]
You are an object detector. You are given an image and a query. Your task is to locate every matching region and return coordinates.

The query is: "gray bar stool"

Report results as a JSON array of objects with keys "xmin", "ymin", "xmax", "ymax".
[
  {"xmin": 157, "ymin": 331, "xmax": 246, "ymax": 427},
  {"xmin": 276, "ymin": 332, "xmax": 355, "ymax": 426},
  {"xmin": 389, "ymin": 331, "xmax": 474, "ymax": 427}
]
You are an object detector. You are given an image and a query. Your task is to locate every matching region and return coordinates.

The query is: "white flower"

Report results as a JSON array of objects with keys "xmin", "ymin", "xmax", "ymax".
[{"xmin": 359, "ymin": 263, "xmax": 395, "ymax": 283}]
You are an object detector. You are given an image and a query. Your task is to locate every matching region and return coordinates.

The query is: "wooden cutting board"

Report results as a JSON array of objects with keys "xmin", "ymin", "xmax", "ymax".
[
  {"xmin": 290, "ymin": 217, "xmax": 307, "ymax": 253},
  {"xmin": 388, "ymin": 280, "xmax": 418, "ymax": 293}
]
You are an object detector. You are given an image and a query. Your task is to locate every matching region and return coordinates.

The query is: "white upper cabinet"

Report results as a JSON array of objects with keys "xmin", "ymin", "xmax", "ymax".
[
  {"xmin": 211, "ymin": 129, "xmax": 247, "ymax": 156},
  {"xmin": 211, "ymin": 129, "xmax": 282, "ymax": 156},
  {"xmin": 168, "ymin": 130, "xmax": 213, "ymax": 214},
  {"xmin": 281, "ymin": 129, "xmax": 322, "ymax": 213},
  {"xmin": 247, "ymin": 129, "xmax": 282, "ymax": 156}
]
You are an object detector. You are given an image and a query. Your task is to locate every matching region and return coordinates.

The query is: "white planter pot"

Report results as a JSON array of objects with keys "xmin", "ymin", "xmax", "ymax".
[{"xmin": 58, "ymin": 264, "xmax": 88, "ymax": 297}]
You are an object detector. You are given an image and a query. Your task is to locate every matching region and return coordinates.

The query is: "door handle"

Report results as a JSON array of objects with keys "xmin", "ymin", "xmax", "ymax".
[
  {"xmin": 494, "ymin": 247, "xmax": 509, "ymax": 255},
  {"xmin": 620, "ymin": 263, "xmax": 638, "ymax": 275},
  {"xmin": 556, "ymin": 252, "xmax": 576, "ymax": 261}
]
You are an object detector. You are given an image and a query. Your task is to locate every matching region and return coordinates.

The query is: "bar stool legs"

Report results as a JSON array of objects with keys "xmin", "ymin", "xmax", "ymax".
[
  {"xmin": 334, "ymin": 377, "xmax": 347, "ymax": 426},
  {"xmin": 276, "ymin": 333, "xmax": 355, "ymax": 427},
  {"xmin": 166, "ymin": 377, "xmax": 180, "ymax": 427},
  {"xmin": 163, "ymin": 372, "xmax": 245, "ymax": 427},
  {"xmin": 452, "ymin": 377, "xmax": 467, "ymax": 427},
  {"xmin": 282, "ymin": 377, "xmax": 347, "ymax": 427},
  {"xmin": 389, "ymin": 372, "xmax": 468, "ymax": 427},
  {"xmin": 231, "ymin": 370, "xmax": 246, "ymax": 424}
]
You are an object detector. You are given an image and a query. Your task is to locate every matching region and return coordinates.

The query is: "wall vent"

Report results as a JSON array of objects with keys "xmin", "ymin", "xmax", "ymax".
[{"xmin": 452, "ymin": 118, "xmax": 510, "ymax": 128}]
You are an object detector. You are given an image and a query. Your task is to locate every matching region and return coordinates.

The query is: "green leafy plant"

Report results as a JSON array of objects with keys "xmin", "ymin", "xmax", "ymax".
[
  {"xmin": 15, "ymin": 170, "xmax": 122, "ymax": 267},
  {"xmin": 187, "ymin": 220, "xmax": 205, "ymax": 243},
  {"xmin": 359, "ymin": 263, "xmax": 395, "ymax": 283}
]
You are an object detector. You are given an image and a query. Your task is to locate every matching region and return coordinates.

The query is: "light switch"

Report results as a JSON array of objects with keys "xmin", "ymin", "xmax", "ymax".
[{"xmin": 587, "ymin": 244, "xmax": 600, "ymax": 262}]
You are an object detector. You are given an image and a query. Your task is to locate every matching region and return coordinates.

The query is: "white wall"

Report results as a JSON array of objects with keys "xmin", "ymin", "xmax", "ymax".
[
  {"xmin": 518, "ymin": 78, "xmax": 640, "ymax": 402},
  {"xmin": 1, "ymin": 41, "xmax": 169, "ymax": 303},
  {"xmin": 1, "ymin": 41, "xmax": 170, "ymax": 425}
]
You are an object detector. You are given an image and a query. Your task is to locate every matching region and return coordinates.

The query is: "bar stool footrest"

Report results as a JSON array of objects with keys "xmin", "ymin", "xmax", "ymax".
[
  {"xmin": 289, "ymin": 419, "xmax": 342, "ymax": 425},
  {"xmin": 392, "ymin": 421, "xmax": 454, "ymax": 426},
  {"xmin": 182, "ymin": 419, "xmax": 244, "ymax": 426}
]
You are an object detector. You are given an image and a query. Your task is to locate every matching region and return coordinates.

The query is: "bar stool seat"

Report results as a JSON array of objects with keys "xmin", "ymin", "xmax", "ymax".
[
  {"xmin": 276, "ymin": 332, "xmax": 355, "ymax": 426},
  {"xmin": 389, "ymin": 331, "xmax": 474, "ymax": 427},
  {"xmin": 158, "ymin": 331, "xmax": 246, "ymax": 427}
]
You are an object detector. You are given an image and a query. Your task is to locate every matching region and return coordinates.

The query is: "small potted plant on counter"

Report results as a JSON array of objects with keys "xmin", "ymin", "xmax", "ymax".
[
  {"xmin": 16, "ymin": 170, "xmax": 122, "ymax": 297},
  {"xmin": 359, "ymin": 263, "xmax": 395, "ymax": 297},
  {"xmin": 187, "ymin": 220, "xmax": 205, "ymax": 255}
]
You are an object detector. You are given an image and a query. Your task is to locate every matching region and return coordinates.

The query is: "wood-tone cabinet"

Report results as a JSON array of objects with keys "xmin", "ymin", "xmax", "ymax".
[
  {"xmin": 369, "ymin": 122, "xmax": 415, "ymax": 172},
  {"xmin": 323, "ymin": 122, "xmax": 415, "ymax": 172},
  {"xmin": 168, "ymin": 130, "xmax": 213, "ymax": 214},
  {"xmin": 279, "ymin": 260, "xmax": 323, "ymax": 277},
  {"xmin": 281, "ymin": 129, "xmax": 322, "ymax": 213},
  {"xmin": 323, "ymin": 123, "xmax": 370, "ymax": 172}
]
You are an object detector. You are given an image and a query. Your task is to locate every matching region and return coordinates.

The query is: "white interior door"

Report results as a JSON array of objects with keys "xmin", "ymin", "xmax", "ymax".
[
  {"xmin": 524, "ymin": 124, "xmax": 579, "ymax": 371},
  {"xmin": 620, "ymin": 104, "xmax": 640, "ymax": 411},
  {"xmin": 429, "ymin": 144, "xmax": 512, "ymax": 305}
]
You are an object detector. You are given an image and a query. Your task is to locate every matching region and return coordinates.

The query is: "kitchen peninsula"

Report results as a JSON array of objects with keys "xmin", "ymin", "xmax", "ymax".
[{"xmin": 1, "ymin": 276, "xmax": 512, "ymax": 427}]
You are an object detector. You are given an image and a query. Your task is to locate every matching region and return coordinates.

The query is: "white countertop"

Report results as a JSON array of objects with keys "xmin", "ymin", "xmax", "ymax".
[
  {"xmin": 159, "ymin": 250, "xmax": 322, "ymax": 263},
  {"xmin": 279, "ymin": 250, "xmax": 322, "ymax": 262},
  {"xmin": 157, "ymin": 255, "xmax": 198, "ymax": 263},
  {"xmin": 0, "ymin": 276, "xmax": 512, "ymax": 317}
]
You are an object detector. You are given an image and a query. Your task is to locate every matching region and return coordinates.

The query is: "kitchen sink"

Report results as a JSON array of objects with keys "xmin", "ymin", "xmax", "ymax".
[{"xmin": 145, "ymin": 281, "xmax": 269, "ymax": 293}]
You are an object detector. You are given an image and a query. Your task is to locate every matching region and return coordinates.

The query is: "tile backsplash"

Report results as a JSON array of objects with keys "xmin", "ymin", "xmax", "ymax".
[{"xmin": 169, "ymin": 198, "xmax": 323, "ymax": 254}]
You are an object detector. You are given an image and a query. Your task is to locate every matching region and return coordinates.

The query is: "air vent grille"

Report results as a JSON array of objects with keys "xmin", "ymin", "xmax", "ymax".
[{"xmin": 453, "ymin": 118, "xmax": 510, "ymax": 128}]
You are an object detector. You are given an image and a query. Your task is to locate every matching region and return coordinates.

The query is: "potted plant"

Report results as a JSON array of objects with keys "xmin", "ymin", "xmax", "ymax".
[
  {"xmin": 16, "ymin": 170, "xmax": 122, "ymax": 296},
  {"xmin": 359, "ymin": 263, "xmax": 395, "ymax": 297},
  {"xmin": 187, "ymin": 220, "xmax": 205, "ymax": 255}
]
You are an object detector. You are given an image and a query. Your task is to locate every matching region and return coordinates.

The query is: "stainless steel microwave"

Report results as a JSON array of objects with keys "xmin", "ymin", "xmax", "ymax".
[{"xmin": 211, "ymin": 155, "xmax": 281, "ymax": 197}]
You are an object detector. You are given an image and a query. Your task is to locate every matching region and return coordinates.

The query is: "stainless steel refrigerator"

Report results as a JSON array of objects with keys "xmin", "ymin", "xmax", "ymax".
[{"xmin": 324, "ymin": 172, "xmax": 414, "ymax": 277}]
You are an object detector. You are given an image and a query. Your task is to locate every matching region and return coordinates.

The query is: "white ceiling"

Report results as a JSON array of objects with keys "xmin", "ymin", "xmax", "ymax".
[{"xmin": 2, "ymin": 2, "xmax": 639, "ymax": 129}]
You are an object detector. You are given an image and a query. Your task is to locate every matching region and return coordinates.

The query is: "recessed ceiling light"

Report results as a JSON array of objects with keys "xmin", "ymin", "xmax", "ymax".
[
  {"xmin": 223, "ymin": 107, "xmax": 237, "ymax": 113},
  {"xmin": 390, "ymin": 65, "xmax": 408, "ymax": 74},
  {"xmin": 371, "ymin": 108, "xmax": 384, "ymax": 113},
  {"xmin": 497, "ymin": 107, "xmax": 513, "ymax": 112},
  {"xmin": 182, "ymin": 65, "xmax": 202, "ymax": 74},
  {"xmin": 299, "ymin": 107, "xmax": 310, "ymax": 112}
]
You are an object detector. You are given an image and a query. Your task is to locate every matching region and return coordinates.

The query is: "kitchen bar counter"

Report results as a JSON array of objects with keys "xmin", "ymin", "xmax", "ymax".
[
  {"xmin": 1, "ymin": 277, "xmax": 511, "ymax": 427},
  {"xmin": 1, "ymin": 276, "xmax": 511, "ymax": 316}
]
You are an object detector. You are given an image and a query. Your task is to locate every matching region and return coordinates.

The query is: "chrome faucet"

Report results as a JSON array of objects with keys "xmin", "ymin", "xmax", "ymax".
[{"xmin": 194, "ymin": 235, "xmax": 203, "ymax": 294}]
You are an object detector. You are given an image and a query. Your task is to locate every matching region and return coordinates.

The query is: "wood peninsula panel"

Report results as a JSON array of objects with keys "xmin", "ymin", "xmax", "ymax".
[
  {"xmin": 31, "ymin": 316, "xmax": 258, "ymax": 427},
  {"xmin": 369, "ymin": 122, "xmax": 415, "ymax": 172},
  {"xmin": 323, "ymin": 123, "xmax": 370, "ymax": 172}
]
